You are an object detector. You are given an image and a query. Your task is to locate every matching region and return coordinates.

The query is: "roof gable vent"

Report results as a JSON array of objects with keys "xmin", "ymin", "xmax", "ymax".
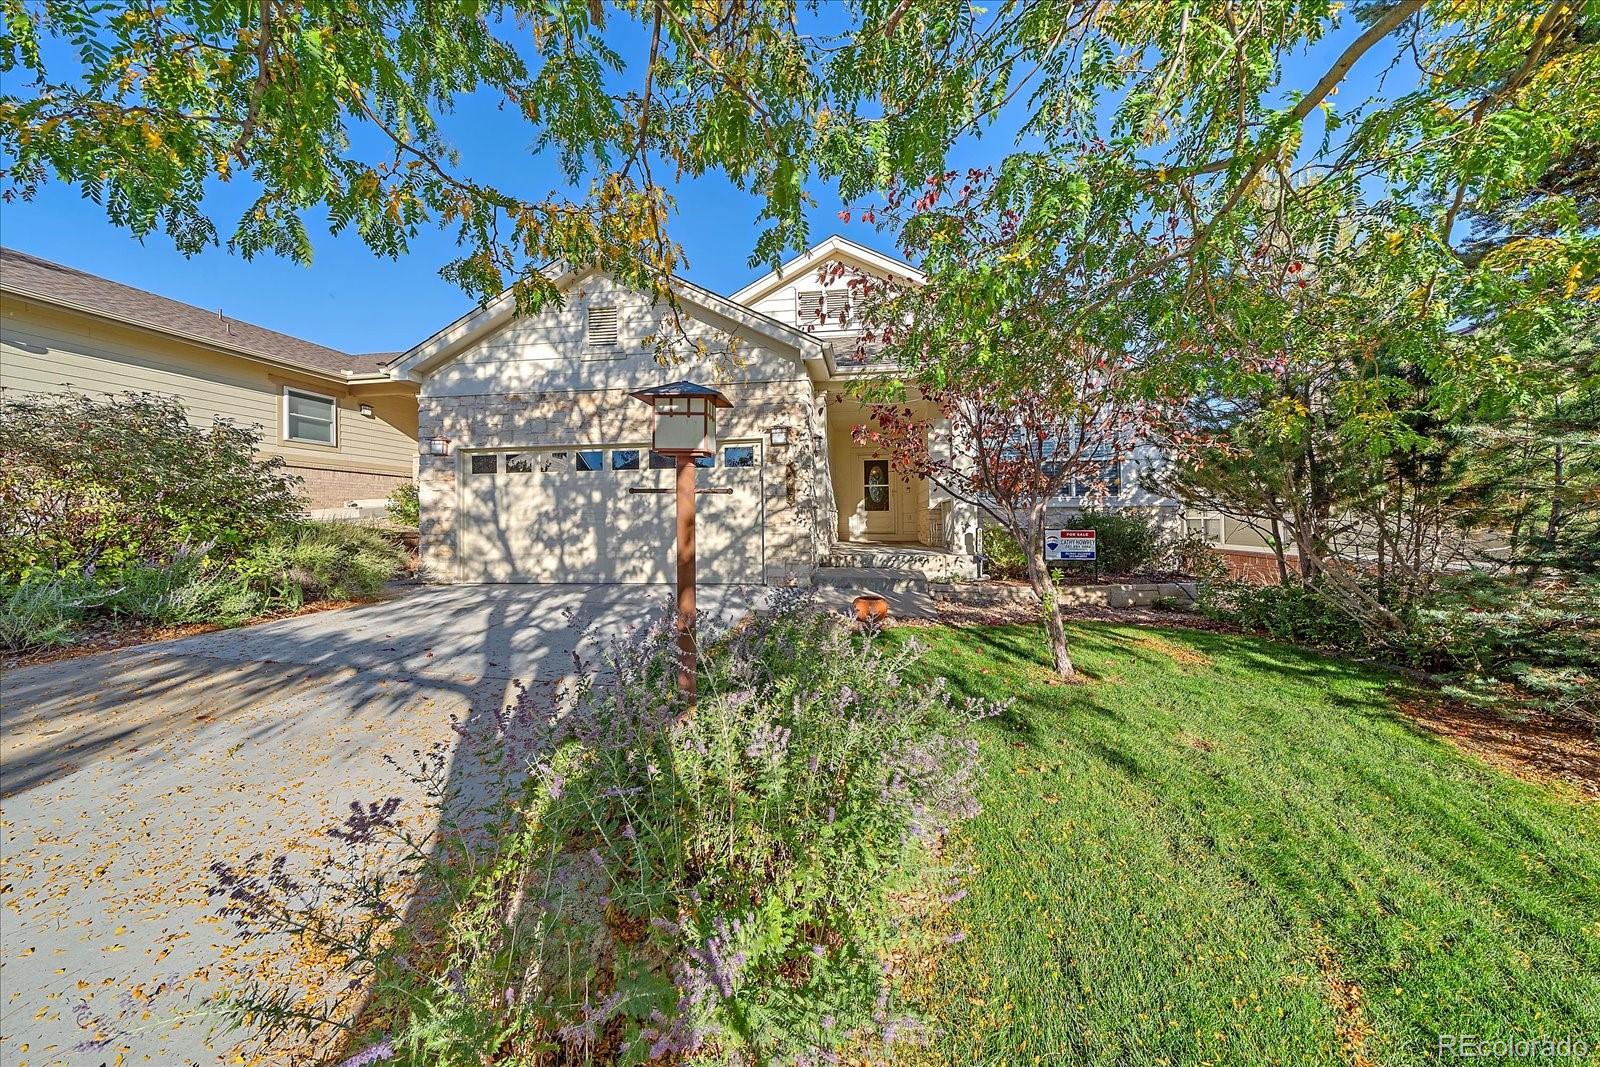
[{"xmin": 587, "ymin": 305, "xmax": 619, "ymax": 347}]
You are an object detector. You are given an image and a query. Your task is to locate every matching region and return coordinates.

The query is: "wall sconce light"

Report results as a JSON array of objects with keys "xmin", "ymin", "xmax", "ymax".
[
  {"xmin": 424, "ymin": 435, "xmax": 451, "ymax": 456},
  {"xmin": 359, "ymin": 403, "xmax": 374, "ymax": 418},
  {"xmin": 768, "ymin": 426, "xmax": 791, "ymax": 447}
]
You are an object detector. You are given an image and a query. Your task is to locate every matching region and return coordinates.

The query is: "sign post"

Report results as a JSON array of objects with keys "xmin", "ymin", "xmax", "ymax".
[{"xmin": 628, "ymin": 381, "xmax": 733, "ymax": 719}]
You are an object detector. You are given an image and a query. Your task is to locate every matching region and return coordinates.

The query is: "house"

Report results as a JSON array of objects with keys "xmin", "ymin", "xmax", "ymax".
[
  {"xmin": 385, "ymin": 235, "xmax": 1197, "ymax": 585},
  {"xmin": 0, "ymin": 248, "xmax": 419, "ymax": 509}
]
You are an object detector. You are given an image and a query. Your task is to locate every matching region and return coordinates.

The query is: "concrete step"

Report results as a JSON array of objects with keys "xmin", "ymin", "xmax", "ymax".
[{"xmin": 810, "ymin": 566, "xmax": 930, "ymax": 596}]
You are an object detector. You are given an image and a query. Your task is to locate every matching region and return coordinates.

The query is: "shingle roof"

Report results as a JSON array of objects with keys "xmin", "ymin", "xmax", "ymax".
[{"xmin": 0, "ymin": 247, "xmax": 391, "ymax": 376}]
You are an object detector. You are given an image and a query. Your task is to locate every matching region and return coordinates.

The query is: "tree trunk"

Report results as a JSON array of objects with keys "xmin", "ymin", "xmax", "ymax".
[
  {"xmin": 1023, "ymin": 524, "xmax": 1075, "ymax": 679},
  {"xmin": 1269, "ymin": 517, "xmax": 1291, "ymax": 583}
]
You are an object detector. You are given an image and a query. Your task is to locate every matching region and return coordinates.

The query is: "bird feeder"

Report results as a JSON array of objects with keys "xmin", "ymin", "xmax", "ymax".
[{"xmin": 628, "ymin": 380, "xmax": 732, "ymax": 457}]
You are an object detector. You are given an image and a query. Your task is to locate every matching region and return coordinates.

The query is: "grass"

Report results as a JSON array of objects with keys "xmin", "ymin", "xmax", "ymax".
[{"xmin": 883, "ymin": 621, "xmax": 1600, "ymax": 1067}]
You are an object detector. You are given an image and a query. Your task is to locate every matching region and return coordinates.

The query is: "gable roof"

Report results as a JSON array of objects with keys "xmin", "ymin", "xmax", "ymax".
[
  {"xmin": 730, "ymin": 234, "xmax": 924, "ymax": 306},
  {"xmin": 387, "ymin": 262, "xmax": 829, "ymax": 381},
  {"xmin": 0, "ymin": 247, "xmax": 392, "ymax": 379}
]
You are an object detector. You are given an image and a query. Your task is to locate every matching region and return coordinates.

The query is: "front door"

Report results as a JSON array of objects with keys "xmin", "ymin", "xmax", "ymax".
[{"xmin": 862, "ymin": 458, "xmax": 901, "ymax": 536}]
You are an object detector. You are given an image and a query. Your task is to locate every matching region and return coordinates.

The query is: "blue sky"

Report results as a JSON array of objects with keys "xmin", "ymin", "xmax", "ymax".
[{"xmin": 1, "ymin": 12, "xmax": 1410, "ymax": 357}]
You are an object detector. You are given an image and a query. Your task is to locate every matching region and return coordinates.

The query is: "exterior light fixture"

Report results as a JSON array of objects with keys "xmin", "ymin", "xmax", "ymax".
[
  {"xmin": 628, "ymin": 380, "xmax": 735, "ymax": 719},
  {"xmin": 359, "ymin": 403, "xmax": 374, "ymax": 418},
  {"xmin": 424, "ymin": 435, "xmax": 451, "ymax": 456},
  {"xmin": 768, "ymin": 426, "xmax": 790, "ymax": 447}
]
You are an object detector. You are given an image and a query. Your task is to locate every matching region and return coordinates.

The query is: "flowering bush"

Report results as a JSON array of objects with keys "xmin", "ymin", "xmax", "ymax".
[{"xmin": 212, "ymin": 596, "xmax": 997, "ymax": 1065}]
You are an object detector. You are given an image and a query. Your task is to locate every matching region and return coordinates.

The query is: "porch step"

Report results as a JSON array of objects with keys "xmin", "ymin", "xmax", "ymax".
[{"xmin": 820, "ymin": 546, "xmax": 972, "ymax": 580}]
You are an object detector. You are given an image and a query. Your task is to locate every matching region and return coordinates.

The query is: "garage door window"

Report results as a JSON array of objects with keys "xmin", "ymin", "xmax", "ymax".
[
  {"xmin": 470, "ymin": 453, "xmax": 499, "ymax": 475},
  {"xmin": 648, "ymin": 450, "xmax": 675, "ymax": 469},
  {"xmin": 576, "ymin": 450, "xmax": 604, "ymax": 472},
  {"xmin": 723, "ymin": 445, "xmax": 757, "ymax": 468},
  {"xmin": 506, "ymin": 453, "xmax": 535, "ymax": 473},
  {"xmin": 694, "ymin": 453, "xmax": 716, "ymax": 469},
  {"xmin": 539, "ymin": 451, "xmax": 570, "ymax": 473},
  {"xmin": 611, "ymin": 449, "xmax": 641, "ymax": 470}
]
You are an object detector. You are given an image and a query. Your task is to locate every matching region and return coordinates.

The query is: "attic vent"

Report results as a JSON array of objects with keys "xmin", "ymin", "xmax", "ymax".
[
  {"xmin": 797, "ymin": 290, "xmax": 825, "ymax": 325},
  {"xmin": 825, "ymin": 290, "xmax": 851, "ymax": 324},
  {"xmin": 587, "ymin": 305, "xmax": 619, "ymax": 346}
]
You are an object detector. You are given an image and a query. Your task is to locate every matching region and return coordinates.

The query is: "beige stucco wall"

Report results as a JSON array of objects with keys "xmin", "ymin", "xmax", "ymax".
[
  {"xmin": 415, "ymin": 274, "xmax": 828, "ymax": 584},
  {"xmin": 0, "ymin": 296, "xmax": 418, "ymax": 507}
]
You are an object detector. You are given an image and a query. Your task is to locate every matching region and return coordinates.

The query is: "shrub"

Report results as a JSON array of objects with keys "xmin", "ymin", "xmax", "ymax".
[
  {"xmin": 1197, "ymin": 577, "xmax": 1367, "ymax": 648},
  {"xmin": 0, "ymin": 576, "xmax": 94, "ymax": 653},
  {"xmin": 235, "ymin": 521, "xmax": 406, "ymax": 609},
  {"xmin": 385, "ymin": 481, "xmax": 420, "ymax": 527},
  {"xmin": 211, "ymin": 597, "xmax": 998, "ymax": 1065},
  {"xmin": 983, "ymin": 509, "xmax": 1163, "ymax": 580},
  {"xmin": 0, "ymin": 389, "xmax": 305, "ymax": 582},
  {"xmin": 981, "ymin": 525, "xmax": 1029, "ymax": 579}
]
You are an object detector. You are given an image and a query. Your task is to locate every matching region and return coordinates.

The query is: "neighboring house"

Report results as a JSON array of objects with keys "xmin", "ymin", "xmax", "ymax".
[
  {"xmin": 0, "ymin": 248, "xmax": 419, "ymax": 509},
  {"xmin": 385, "ymin": 236, "xmax": 984, "ymax": 585}
]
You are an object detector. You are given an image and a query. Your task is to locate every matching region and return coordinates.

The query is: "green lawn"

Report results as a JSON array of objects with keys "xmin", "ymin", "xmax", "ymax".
[{"xmin": 886, "ymin": 622, "xmax": 1600, "ymax": 1067}]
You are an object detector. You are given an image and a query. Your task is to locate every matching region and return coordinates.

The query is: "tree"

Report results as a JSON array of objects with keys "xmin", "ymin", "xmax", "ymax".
[{"xmin": 842, "ymin": 166, "xmax": 1170, "ymax": 680}]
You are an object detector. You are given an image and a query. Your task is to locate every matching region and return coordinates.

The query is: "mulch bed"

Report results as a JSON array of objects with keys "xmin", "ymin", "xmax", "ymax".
[
  {"xmin": 0, "ymin": 594, "xmax": 396, "ymax": 672},
  {"xmin": 1393, "ymin": 692, "xmax": 1599, "ymax": 800}
]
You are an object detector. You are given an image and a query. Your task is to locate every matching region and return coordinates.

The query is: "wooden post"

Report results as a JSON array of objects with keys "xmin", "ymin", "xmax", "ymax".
[{"xmin": 675, "ymin": 454, "xmax": 697, "ymax": 715}]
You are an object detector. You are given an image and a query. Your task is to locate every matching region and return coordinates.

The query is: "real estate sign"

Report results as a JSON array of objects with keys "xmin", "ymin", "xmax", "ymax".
[{"xmin": 1045, "ymin": 529, "xmax": 1097, "ymax": 562}]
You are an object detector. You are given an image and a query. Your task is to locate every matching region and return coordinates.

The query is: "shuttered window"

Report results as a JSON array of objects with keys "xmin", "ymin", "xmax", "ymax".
[
  {"xmin": 826, "ymin": 290, "xmax": 851, "ymax": 324},
  {"xmin": 797, "ymin": 290, "xmax": 825, "ymax": 325},
  {"xmin": 586, "ymin": 305, "xmax": 619, "ymax": 347}
]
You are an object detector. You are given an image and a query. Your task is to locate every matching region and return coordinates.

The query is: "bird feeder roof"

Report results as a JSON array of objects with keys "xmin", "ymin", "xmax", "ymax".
[{"xmin": 627, "ymin": 380, "xmax": 733, "ymax": 408}]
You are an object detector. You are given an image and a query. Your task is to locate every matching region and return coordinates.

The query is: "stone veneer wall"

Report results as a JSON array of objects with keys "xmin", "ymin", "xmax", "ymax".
[{"xmin": 417, "ymin": 379, "xmax": 824, "ymax": 584}]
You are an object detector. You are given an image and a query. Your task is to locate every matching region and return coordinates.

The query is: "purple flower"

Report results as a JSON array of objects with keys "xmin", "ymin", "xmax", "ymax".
[
  {"xmin": 339, "ymin": 1039, "xmax": 395, "ymax": 1067},
  {"xmin": 547, "ymin": 774, "xmax": 564, "ymax": 800}
]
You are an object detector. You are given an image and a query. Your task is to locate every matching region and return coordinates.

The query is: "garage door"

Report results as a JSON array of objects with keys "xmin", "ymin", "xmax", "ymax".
[{"xmin": 457, "ymin": 442, "xmax": 765, "ymax": 584}]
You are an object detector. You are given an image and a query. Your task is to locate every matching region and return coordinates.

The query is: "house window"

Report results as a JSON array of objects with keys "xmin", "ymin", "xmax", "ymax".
[
  {"xmin": 586, "ymin": 305, "xmax": 619, "ymax": 347},
  {"xmin": 723, "ymin": 445, "xmax": 757, "ymax": 468},
  {"xmin": 470, "ymin": 453, "xmax": 499, "ymax": 475},
  {"xmin": 283, "ymin": 386, "xmax": 337, "ymax": 445},
  {"xmin": 576, "ymin": 450, "xmax": 604, "ymax": 472},
  {"xmin": 863, "ymin": 459, "xmax": 890, "ymax": 511},
  {"xmin": 611, "ymin": 449, "xmax": 641, "ymax": 471}
]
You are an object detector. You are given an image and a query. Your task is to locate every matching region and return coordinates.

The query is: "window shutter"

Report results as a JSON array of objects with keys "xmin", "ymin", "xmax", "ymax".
[
  {"xmin": 587, "ymin": 305, "xmax": 619, "ymax": 346},
  {"xmin": 826, "ymin": 290, "xmax": 851, "ymax": 324},
  {"xmin": 797, "ymin": 290, "xmax": 825, "ymax": 324}
]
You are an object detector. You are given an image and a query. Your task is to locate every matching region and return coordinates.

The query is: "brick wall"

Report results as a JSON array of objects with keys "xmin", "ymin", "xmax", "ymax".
[
  {"xmin": 290, "ymin": 465, "xmax": 411, "ymax": 509},
  {"xmin": 1217, "ymin": 548, "xmax": 1291, "ymax": 584}
]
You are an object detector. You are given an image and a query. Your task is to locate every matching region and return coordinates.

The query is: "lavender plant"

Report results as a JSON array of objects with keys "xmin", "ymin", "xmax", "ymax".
[{"xmin": 210, "ymin": 597, "xmax": 998, "ymax": 1066}]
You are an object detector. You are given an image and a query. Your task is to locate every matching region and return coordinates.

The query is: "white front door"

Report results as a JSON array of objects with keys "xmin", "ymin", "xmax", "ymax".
[{"xmin": 861, "ymin": 458, "xmax": 901, "ymax": 536}]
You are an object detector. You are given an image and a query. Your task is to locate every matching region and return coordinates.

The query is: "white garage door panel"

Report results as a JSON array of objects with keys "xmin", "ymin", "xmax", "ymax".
[{"xmin": 459, "ymin": 445, "xmax": 764, "ymax": 584}]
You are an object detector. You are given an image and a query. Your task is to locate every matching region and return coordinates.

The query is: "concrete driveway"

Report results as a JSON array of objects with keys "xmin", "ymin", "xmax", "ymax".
[{"xmin": 0, "ymin": 584, "xmax": 767, "ymax": 1066}]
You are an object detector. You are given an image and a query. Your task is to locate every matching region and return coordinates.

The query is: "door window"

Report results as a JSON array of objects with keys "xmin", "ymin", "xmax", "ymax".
[
  {"xmin": 723, "ymin": 445, "xmax": 757, "ymax": 468},
  {"xmin": 863, "ymin": 459, "xmax": 890, "ymax": 511}
]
